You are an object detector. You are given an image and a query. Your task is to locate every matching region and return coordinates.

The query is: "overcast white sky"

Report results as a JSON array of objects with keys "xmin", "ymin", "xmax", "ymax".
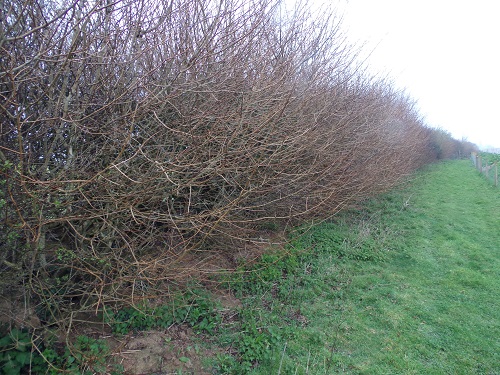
[{"xmin": 316, "ymin": 0, "xmax": 500, "ymax": 150}]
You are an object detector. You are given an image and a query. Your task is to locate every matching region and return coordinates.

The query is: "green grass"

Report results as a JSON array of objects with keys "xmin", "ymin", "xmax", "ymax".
[{"xmin": 219, "ymin": 160, "xmax": 500, "ymax": 374}]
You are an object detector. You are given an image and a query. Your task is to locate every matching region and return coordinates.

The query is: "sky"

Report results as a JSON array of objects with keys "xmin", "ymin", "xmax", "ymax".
[{"xmin": 317, "ymin": 0, "xmax": 500, "ymax": 150}]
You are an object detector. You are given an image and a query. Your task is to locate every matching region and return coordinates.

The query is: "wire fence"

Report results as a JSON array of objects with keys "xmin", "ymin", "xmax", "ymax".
[{"xmin": 471, "ymin": 152, "xmax": 499, "ymax": 187}]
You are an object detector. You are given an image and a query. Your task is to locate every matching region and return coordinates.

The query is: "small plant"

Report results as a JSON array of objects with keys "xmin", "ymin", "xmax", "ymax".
[
  {"xmin": 105, "ymin": 291, "xmax": 221, "ymax": 335},
  {"xmin": 42, "ymin": 335, "xmax": 120, "ymax": 375},
  {"xmin": 238, "ymin": 320, "xmax": 280, "ymax": 371},
  {"xmin": 0, "ymin": 328, "xmax": 43, "ymax": 375},
  {"xmin": 0, "ymin": 327, "xmax": 120, "ymax": 375},
  {"xmin": 214, "ymin": 353, "xmax": 239, "ymax": 374},
  {"xmin": 214, "ymin": 308, "xmax": 283, "ymax": 374}
]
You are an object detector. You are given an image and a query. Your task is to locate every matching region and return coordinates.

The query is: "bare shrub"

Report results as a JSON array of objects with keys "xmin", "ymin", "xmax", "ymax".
[{"xmin": 1, "ymin": 0, "xmax": 436, "ymax": 325}]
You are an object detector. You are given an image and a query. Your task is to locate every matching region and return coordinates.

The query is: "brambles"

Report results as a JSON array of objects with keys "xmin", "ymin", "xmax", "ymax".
[
  {"xmin": 0, "ymin": 328, "xmax": 38, "ymax": 375},
  {"xmin": 42, "ymin": 335, "xmax": 122, "ymax": 375},
  {"xmin": 0, "ymin": 328, "xmax": 119, "ymax": 375}
]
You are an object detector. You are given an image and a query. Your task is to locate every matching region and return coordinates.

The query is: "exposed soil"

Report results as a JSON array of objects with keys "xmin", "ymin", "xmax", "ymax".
[
  {"xmin": 108, "ymin": 292, "xmax": 243, "ymax": 375},
  {"xmin": 110, "ymin": 327, "xmax": 214, "ymax": 375}
]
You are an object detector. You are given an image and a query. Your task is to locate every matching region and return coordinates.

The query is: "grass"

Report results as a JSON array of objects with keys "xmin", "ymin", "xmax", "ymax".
[{"xmin": 218, "ymin": 160, "xmax": 500, "ymax": 374}]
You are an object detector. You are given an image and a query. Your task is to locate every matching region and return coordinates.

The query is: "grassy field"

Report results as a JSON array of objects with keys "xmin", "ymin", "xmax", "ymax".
[{"xmin": 217, "ymin": 160, "xmax": 499, "ymax": 374}]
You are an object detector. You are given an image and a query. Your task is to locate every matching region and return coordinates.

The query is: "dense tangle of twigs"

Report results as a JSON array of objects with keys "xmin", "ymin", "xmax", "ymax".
[{"xmin": 0, "ymin": 0, "xmax": 476, "ymax": 328}]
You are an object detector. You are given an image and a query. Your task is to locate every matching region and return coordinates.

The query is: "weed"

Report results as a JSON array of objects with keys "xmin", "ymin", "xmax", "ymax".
[
  {"xmin": 105, "ymin": 291, "xmax": 221, "ymax": 335},
  {"xmin": 214, "ymin": 353, "xmax": 239, "ymax": 374},
  {"xmin": 42, "ymin": 335, "xmax": 117, "ymax": 375},
  {"xmin": 0, "ymin": 328, "xmax": 42, "ymax": 375},
  {"xmin": 234, "ymin": 313, "xmax": 281, "ymax": 371},
  {"xmin": 0, "ymin": 328, "xmax": 120, "ymax": 375}
]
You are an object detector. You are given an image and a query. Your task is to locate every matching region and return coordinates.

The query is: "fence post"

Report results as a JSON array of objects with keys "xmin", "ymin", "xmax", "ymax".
[
  {"xmin": 495, "ymin": 162, "xmax": 498, "ymax": 187},
  {"xmin": 478, "ymin": 155, "xmax": 482, "ymax": 172}
]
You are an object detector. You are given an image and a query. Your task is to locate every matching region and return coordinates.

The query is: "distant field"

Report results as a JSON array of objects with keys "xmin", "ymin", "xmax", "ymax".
[{"xmin": 219, "ymin": 160, "xmax": 499, "ymax": 374}]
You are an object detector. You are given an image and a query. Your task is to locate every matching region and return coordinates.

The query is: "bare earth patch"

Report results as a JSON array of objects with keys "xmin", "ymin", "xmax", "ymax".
[
  {"xmin": 111, "ymin": 326, "xmax": 215, "ymax": 375},
  {"xmin": 108, "ymin": 291, "xmax": 243, "ymax": 374}
]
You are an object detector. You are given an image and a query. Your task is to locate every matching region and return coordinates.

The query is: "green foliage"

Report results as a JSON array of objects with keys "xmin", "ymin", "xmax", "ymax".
[
  {"xmin": 227, "ymin": 214, "xmax": 389, "ymax": 300},
  {"xmin": 213, "ymin": 353, "xmax": 240, "ymax": 374},
  {"xmin": 0, "ymin": 327, "xmax": 120, "ymax": 375},
  {"xmin": 41, "ymin": 335, "xmax": 120, "ymax": 375},
  {"xmin": 105, "ymin": 291, "xmax": 221, "ymax": 335},
  {"xmin": 479, "ymin": 151, "xmax": 500, "ymax": 165},
  {"xmin": 0, "ymin": 160, "xmax": 13, "ymax": 170},
  {"xmin": 0, "ymin": 162, "xmax": 11, "ymax": 210},
  {"xmin": 236, "ymin": 315, "xmax": 281, "ymax": 372},
  {"xmin": 55, "ymin": 247, "xmax": 78, "ymax": 262},
  {"xmin": 228, "ymin": 252, "xmax": 301, "ymax": 298},
  {"xmin": 0, "ymin": 159, "xmax": 25, "ymax": 294},
  {"xmin": 0, "ymin": 328, "xmax": 40, "ymax": 375},
  {"xmin": 214, "ymin": 310, "xmax": 283, "ymax": 374}
]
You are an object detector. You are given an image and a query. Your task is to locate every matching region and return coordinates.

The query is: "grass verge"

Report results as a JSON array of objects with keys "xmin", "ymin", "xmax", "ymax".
[{"xmin": 218, "ymin": 160, "xmax": 499, "ymax": 374}]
